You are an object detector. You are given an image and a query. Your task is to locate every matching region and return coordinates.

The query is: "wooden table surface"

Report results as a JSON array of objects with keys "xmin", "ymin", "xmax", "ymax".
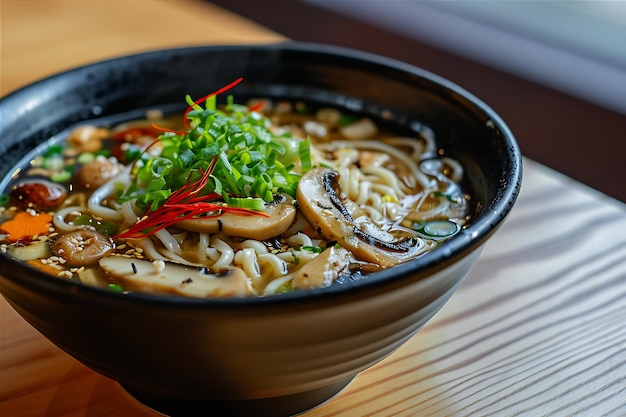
[{"xmin": 2, "ymin": 1, "xmax": 625, "ymax": 416}]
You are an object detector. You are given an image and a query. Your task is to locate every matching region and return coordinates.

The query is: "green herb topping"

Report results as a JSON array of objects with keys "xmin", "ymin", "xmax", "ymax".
[{"xmin": 119, "ymin": 78, "xmax": 312, "ymax": 213}]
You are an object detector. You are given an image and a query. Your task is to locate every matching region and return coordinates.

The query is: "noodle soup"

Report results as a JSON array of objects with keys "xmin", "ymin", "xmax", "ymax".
[{"xmin": 0, "ymin": 86, "xmax": 470, "ymax": 298}]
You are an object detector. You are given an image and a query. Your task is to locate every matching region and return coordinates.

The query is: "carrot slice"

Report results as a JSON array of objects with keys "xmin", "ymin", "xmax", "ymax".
[{"xmin": 0, "ymin": 211, "xmax": 53, "ymax": 243}]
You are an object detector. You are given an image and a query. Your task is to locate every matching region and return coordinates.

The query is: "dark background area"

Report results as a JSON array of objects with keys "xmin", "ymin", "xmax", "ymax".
[{"xmin": 211, "ymin": 0, "xmax": 625, "ymax": 203}]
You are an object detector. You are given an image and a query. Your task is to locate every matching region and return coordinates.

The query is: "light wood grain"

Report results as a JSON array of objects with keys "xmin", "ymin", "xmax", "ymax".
[
  {"xmin": 304, "ymin": 163, "xmax": 626, "ymax": 417},
  {"xmin": 1, "ymin": 0, "xmax": 284, "ymax": 96},
  {"xmin": 2, "ymin": 1, "xmax": 626, "ymax": 417}
]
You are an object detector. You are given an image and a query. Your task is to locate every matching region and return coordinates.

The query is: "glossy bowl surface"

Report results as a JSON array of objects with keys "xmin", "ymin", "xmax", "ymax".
[{"xmin": 0, "ymin": 42, "xmax": 522, "ymax": 417}]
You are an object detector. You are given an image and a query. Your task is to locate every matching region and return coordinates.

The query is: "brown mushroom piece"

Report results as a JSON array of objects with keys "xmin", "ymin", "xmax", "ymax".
[
  {"xmin": 98, "ymin": 257, "xmax": 252, "ymax": 297},
  {"xmin": 176, "ymin": 194, "xmax": 297, "ymax": 240},
  {"xmin": 52, "ymin": 229, "xmax": 115, "ymax": 267},
  {"xmin": 296, "ymin": 167, "xmax": 422, "ymax": 268},
  {"xmin": 74, "ymin": 157, "xmax": 122, "ymax": 190},
  {"xmin": 291, "ymin": 246, "xmax": 352, "ymax": 289},
  {"xmin": 10, "ymin": 180, "xmax": 67, "ymax": 211}
]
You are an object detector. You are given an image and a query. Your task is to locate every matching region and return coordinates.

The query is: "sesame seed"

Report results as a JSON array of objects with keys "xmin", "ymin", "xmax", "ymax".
[{"xmin": 153, "ymin": 260, "xmax": 165, "ymax": 273}]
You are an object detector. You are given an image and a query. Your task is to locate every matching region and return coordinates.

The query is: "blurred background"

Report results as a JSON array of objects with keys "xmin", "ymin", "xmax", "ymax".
[
  {"xmin": 210, "ymin": 0, "xmax": 626, "ymax": 202},
  {"xmin": 2, "ymin": 0, "xmax": 624, "ymax": 202}
]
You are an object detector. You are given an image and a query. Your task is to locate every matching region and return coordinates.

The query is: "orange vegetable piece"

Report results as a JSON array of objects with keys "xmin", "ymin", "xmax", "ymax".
[
  {"xmin": 27, "ymin": 259, "xmax": 63, "ymax": 276},
  {"xmin": 0, "ymin": 211, "xmax": 53, "ymax": 243}
]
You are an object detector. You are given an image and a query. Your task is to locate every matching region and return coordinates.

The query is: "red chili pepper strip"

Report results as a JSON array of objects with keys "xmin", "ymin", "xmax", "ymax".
[
  {"xmin": 150, "ymin": 123, "xmax": 187, "ymax": 136},
  {"xmin": 248, "ymin": 101, "xmax": 265, "ymax": 112},
  {"xmin": 114, "ymin": 155, "xmax": 267, "ymax": 240},
  {"xmin": 183, "ymin": 77, "xmax": 244, "ymax": 128}
]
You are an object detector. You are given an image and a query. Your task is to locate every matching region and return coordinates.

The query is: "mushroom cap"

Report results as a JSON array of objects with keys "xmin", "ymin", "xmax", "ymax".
[
  {"xmin": 99, "ymin": 257, "xmax": 252, "ymax": 297},
  {"xmin": 296, "ymin": 167, "xmax": 422, "ymax": 268},
  {"xmin": 176, "ymin": 195, "xmax": 296, "ymax": 241}
]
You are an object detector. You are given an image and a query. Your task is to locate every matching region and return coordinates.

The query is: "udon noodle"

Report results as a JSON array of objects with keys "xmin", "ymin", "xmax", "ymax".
[{"xmin": 0, "ymin": 84, "xmax": 470, "ymax": 297}]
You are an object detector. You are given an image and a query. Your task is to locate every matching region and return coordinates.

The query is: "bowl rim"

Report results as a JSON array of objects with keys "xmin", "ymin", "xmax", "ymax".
[{"xmin": 0, "ymin": 41, "xmax": 522, "ymax": 306}]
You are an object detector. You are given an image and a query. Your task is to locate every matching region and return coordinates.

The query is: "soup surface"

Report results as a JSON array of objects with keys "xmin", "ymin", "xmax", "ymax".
[{"xmin": 0, "ymin": 84, "xmax": 470, "ymax": 297}]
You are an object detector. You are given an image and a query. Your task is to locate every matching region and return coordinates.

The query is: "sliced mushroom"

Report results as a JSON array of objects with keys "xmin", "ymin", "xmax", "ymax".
[
  {"xmin": 176, "ymin": 195, "xmax": 297, "ymax": 240},
  {"xmin": 291, "ymin": 246, "xmax": 352, "ymax": 290},
  {"xmin": 52, "ymin": 229, "xmax": 115, "ymax": 267},
  {"xmin": 98, "ymin": 257, "xmax": 252, "ymax": 297},
  {"xmin": 296, "ymin": 167, "xmax": 422, "ymax": 268}
]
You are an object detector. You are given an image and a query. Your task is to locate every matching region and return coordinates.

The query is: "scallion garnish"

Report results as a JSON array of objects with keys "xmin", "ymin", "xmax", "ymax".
[
  {"xmin": 77, "ymin": 153, "xmax": 96, "ymax": 164},
  {"xmin": 432, "ymin": 191, "xmax": 454, "ymax": 201},
  {"xmin": 114, "ymin": 157, "xmax": 269, "ymax": 240},
  {"xmin": 413, "ymin": 220, "xmax": 460, "ymax": 240},
  {"xmin": 108, "ymin": 283, "xmax": 124, "ymax": 293},
  {"xmin": 301, "ymin": 246, "xmax": 323, "ymax": 253},
  {"xmin": 119, "ymin": 78, "xmax": 311, "ymax": 214},
  {"xmin": 50, "ymin": 170, "xmax": 72, "ymax": 183}
]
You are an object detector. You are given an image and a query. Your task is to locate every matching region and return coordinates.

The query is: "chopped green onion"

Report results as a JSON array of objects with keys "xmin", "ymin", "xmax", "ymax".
[
  {"xmin": 432, "ymin": 191, "xmax": 454, "ymax": 201},
  {"xmin": 50, "ymin": 170, "xmax": 72, "ymax": 183},
  {"xmin": 274, "ymin": 282, "xmax": 293, "ymax": 294},
  {"xmin": 339, "ymin": 114, "xmax": 359, "ymax": 126},
  {"xmin": 43, "ymin": 144, "xmax": 64, "ymax": 158},
  {"xmin": 301, "ymin": 246, "xmax": 323, "ymax": 253},
  {"xmin": 422, "ymin": 220, "xmax": 460, "ymax": 238},
  {"xmin": 108, "ymin": 284, "xmax": 124, "ymax": 293},
  {"xmin": 299, "ymin": 137, "xmax": 312, "ymax": 173},
  {"xmin": 0, "ymin": 193, "xmax": 9, "ymax": 206},
  {"xmin": 119, "ymin": 93, "xmax": 311, "ymax": 212},
  {"xmin": 124, "ymin": 146, "xmax": 142, "ymax": 162},
  {"xmin": 95, "ymin": 222, "xmax": 117, "ymax": 235},
  {"xmin": 94, "ymin": 149, "xmax": 111, "ymax": 158},
  {"xmin": 43, "ymin": 155, "xmax": 64, "ymax": 171},
  {"xmin": 226, "ymin": 197, "xmax": 266, "ymax": 211},
  {"xmin": 72, "ymin": 215, "xmax": 92, "ymax": 226},
  {"xmin": 71, "ymin": 214, "xmax": 117, "ymax": 235},
  {"xmin": 77, "ymin": 153, "xmax": 96, "ymax": 164}
]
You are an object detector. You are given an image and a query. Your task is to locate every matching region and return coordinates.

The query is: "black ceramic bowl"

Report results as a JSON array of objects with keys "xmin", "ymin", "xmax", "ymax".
[{"xmin": 0, "ymin": 43, "xmax": 521, "ymax": 417}]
